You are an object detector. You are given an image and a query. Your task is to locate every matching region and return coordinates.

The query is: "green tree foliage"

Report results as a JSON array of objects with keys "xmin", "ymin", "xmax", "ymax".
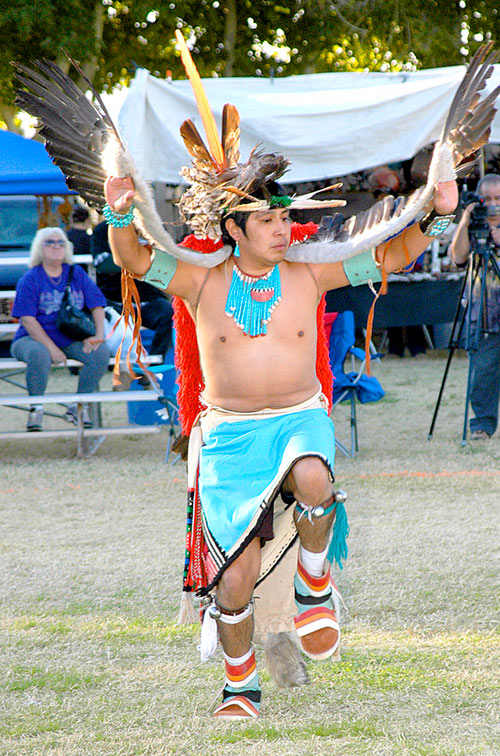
[
  {"xmin": 0, "ymin": 0, "xmax": 103, "ymax": 128},
  {"xmin": 2, "ymin": 0, "xmax": 500, "ymax": 130}
]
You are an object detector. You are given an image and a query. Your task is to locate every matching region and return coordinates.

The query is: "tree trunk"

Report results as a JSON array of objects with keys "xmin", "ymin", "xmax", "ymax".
[
  {"xmin": 54, "ymin": 2, "xmax": 103, "ymax": 82},
  {"xmin": 223, "ymin": 0, "xmax": 237, "ymax": 76},
  {"xmin": 81, "ymin": 1, "xmax": 104, "ymax": 82}
]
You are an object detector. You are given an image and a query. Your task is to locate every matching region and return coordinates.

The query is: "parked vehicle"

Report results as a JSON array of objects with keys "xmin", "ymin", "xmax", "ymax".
[{"xmin": 0, "ymin": 196, "xmax": 64, "ymax": 290}]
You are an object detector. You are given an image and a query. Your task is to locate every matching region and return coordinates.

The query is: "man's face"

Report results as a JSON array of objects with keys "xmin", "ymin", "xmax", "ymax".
[{"xmin": 237, "ymin": 207, "xmax": 292, "ymax": 267}]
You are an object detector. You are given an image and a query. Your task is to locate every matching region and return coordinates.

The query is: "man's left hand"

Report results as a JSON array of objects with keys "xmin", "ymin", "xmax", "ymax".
[{"xmin": 433, "ymin": 180, "xmax": 459, "ymax": 215}]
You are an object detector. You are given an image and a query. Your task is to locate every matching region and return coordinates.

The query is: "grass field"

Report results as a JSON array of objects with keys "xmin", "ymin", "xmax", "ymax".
[{"xmin": 0, "ymin": 352, "xmax": 499, "ymax": 756}]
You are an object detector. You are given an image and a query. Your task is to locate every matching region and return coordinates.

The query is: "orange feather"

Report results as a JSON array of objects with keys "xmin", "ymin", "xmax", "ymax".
[{"xmin": 175, "ymin": 29, "xmax": 225, "ymax": 171}]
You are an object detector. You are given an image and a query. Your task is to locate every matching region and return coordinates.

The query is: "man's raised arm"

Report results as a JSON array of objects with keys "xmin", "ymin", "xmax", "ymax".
[
  {"xmin": 104, "ymin": 176, "xmax": 155, "ymax": 277},
  {"xmin": 316, "ymin": 179, "xmax": 459, "ymax": 293},
  {"xmin": 380, "ymin": 180, "xmax": 458, "ymax": 272},
  {"xmin": 103, "ymin": 176, "xmax": 204, "ymax": 304},
  {"xmin": 449, "ymin": 204, "xmax": 474, "ymax": 266}
]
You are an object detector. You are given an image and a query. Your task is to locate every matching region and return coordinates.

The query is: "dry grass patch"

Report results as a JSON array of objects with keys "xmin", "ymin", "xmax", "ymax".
[{"xmin": 0, "ymin": 354, "xmax": 499, "ymax": 755}]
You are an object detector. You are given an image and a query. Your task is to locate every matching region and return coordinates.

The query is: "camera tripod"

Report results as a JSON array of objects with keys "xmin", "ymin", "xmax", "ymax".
[{"xmin": 428, "ymin": 231, "xmax": 500, "ymax": 444}]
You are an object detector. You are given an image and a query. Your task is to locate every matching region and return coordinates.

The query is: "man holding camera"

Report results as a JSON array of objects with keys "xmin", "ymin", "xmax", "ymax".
[{"xmin": 450, "ymin": 173, "xmax": 500, "ymax": 440}]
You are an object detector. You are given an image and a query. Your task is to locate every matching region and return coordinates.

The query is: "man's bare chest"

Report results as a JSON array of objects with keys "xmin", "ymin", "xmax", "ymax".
[{"xmin": 196, "ymin": 269, "xmax": 319, "ymax": 343}]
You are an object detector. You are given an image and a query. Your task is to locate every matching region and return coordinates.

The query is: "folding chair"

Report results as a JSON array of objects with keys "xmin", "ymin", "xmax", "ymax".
[{"xmin": 327, "ymin": 310, "xmax": 384, "ymax": 457}]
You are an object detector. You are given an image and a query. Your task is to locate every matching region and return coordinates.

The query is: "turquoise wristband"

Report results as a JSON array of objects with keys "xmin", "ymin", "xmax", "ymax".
[
  {"xmin": 102, "ymin": 203, "xmax": 135, "ymax": 228},
  {"xmin": 343, "ymin": 247, "xmax": 382, "ymax": 287},
  {"xmin": 142, "ymin": 248, "xmax": 178, "ymax": 290}
]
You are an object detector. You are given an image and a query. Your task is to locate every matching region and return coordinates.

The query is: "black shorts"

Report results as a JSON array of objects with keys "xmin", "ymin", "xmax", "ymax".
[{"xmin": 256, "ymin": 503, "xmax": 274, "ymax": 544}]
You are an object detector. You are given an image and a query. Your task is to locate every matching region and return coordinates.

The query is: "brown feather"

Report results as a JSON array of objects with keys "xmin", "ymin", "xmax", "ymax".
[
  {"xmin": 238, "ymin": 148, "xmax": 290, "ymax": 192},
  {"xmin": 179, "ymin": 119, "xmax": 214, "ymax": 167},
  {"xmin": 221, "ymin": 103, "xmax": 241, "ymax": 167},
  {"xmin": 223, "ymin": 185, "xmax": 256, "ymax": 200}
]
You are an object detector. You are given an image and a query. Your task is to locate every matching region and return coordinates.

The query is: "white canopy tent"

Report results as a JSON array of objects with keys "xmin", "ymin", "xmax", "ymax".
[{"xmin": 118, "ymin": 64, "xmax": 500, "ymax": 185}]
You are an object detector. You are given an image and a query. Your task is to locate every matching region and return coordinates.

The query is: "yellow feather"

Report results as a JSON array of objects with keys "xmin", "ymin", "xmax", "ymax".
[{"xmin": 175, "ymin": 29, "xmax": 225, "ymax": 170}]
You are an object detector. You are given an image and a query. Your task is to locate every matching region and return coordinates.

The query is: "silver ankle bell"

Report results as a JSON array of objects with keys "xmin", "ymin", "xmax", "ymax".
[{"xmin": 208, "ymin": 604, "xmax": 222, "ymax": 619}]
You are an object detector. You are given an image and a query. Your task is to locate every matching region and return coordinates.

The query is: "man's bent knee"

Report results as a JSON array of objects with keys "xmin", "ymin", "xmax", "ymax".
[{"xmin": 288, "ymin": 456, "xmax": 333, "ymax": 505}]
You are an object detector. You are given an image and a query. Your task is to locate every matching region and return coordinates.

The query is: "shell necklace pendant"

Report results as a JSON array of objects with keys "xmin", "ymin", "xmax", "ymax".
[{"xmin": 225, "ymin": 262, "xmax": 282, "ymax": 336}]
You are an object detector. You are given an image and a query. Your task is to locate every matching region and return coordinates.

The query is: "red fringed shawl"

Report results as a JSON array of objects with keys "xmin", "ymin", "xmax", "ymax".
[{"xmin": 173, "ymin": 222, "xmax": 333, "ymax": 435}]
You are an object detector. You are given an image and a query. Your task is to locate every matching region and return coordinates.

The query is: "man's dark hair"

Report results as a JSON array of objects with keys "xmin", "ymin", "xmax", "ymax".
[
  {"xmin": 221, "ymin": 180, "xmax": 288, "ymax": 247},
  {"xmin": 71, "ymin": 205, "xmax": 89, "ymax": 223}
]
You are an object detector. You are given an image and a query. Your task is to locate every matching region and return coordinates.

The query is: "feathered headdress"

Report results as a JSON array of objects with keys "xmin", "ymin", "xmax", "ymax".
[{"xmin": 174, "ymin": 31, "xmax": 345, "ymax": 239}]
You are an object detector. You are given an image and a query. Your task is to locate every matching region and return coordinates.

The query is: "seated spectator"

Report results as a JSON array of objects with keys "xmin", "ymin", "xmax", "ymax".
[
  {"xmin": 91, "ymin": 220, "xmax": 173, "ymax": 361},
  {"xmin": 11, "ymin": 227, "xmax": 111, "ymax": 431},
  {"xmin": 66, "ymin": 205, "xmax": 92, "ymax": 255}
]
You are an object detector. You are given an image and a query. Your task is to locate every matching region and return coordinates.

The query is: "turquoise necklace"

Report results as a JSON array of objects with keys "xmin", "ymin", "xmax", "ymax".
[{"xmin": 225, "ymin": 261, "xmax": 282, "ymax": 336}]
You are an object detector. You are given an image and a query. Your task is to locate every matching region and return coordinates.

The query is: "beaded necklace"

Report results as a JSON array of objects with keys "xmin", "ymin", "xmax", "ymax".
[{"xmin": 225, "ymin": 262, "xmax": 281, "ymax": 336}]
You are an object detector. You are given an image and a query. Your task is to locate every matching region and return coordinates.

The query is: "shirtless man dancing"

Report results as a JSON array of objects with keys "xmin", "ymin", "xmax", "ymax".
[
  {"xmin": 13, "ymin": 28, "xmax": 497, "ymax": 722},
  {"xmin": 103, "ymin": 171, "xmax": 458, "ymax": 718}
]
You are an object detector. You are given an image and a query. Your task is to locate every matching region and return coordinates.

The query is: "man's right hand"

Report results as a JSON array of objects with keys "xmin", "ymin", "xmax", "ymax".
[
  {"xmin": 103, "ymin": 176, "xmax": 154, "ymax": 278},
  {"xmin": 104, "ymin": 176, "xmax": 136, "ymax": 213}
]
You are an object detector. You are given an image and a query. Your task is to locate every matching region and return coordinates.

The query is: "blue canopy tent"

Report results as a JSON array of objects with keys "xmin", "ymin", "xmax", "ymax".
[
  {"xmin": 0, "ymin": 130, "xmax": 73, "ymax": 195},
  {"xmin": 0, "ymin": 131, "xmax": 75, "ymax": 292}
]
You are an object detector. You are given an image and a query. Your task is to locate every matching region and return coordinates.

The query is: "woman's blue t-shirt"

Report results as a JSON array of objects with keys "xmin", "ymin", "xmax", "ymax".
[{"xmin": 12, "ymin": 264, "xmax": 107, "ymax": 348}]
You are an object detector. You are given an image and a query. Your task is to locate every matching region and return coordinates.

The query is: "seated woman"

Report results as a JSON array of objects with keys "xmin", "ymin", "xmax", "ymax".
[{"xmin": 11, "ymin": 227, "xmax": 111, "ymax": 431}]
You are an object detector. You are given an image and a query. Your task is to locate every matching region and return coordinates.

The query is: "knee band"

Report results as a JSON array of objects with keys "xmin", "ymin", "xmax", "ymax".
[
  {"xmin": 208, "ymin": 598, "xmax": 254, "ymax": 624},
  {"xmin": 295, "ymin": 494, "xmax": 337, "ymax": 523},
  {"xmin": 294, "ymin": 491, "xmax": 349, "ymax": 571}
]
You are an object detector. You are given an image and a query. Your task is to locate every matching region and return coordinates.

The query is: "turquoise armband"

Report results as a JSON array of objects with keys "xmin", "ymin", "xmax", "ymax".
[
  {"xmin": 142, "ymin": 248, "xmax": 178, "ymax": 291},
  {"xmin": 343, "ymin": 248, "xmax": 382, "ymax": 287}
]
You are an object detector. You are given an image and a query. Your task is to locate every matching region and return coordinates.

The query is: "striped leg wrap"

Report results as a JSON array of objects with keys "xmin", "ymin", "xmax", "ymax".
[
  {"xmin": 293, "ymin": 559, "xmax": 341, "ymax": 661},
  {"xmin": 213, "ymin": 647, "xmax": 261, "ymax": 719}
]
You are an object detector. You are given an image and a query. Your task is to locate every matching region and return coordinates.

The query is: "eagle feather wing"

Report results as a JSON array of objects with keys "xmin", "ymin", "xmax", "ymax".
[
  {"xmin": 13, "ymin": 57, "xmax": 231, "ymax": 267},
  {"xmin": 287, "ymin": 43, "xmax": 500, "ymax": 264}
]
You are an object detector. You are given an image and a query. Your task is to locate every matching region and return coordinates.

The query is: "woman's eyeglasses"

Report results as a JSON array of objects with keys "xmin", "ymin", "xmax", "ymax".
[{"xmin": 44, "ymin": 239, "xmax": 65, "ymax": 246}]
